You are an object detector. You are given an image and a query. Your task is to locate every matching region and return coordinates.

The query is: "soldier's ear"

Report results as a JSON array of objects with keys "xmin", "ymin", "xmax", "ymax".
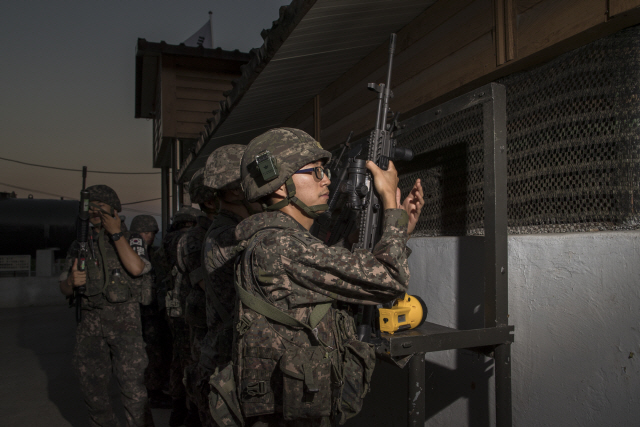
[{"xmin": 272, "ymin": 183, "xmax": 287, "ymax": 199}]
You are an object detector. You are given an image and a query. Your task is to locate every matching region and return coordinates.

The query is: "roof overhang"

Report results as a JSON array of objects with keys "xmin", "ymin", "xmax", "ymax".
[{"xmin": 176, "ymin": 0, "xmax": 437, "ymax": 181}]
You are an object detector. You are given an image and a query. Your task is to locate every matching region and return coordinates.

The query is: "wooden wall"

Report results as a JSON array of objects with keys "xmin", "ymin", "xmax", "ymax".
[
  {"xmin": 160, "ymin": 56, "xmax": 241, "ymax": 141},
  {"xmin": 284, "ymin": 0, "xmax": 640, "ymax": 148}
]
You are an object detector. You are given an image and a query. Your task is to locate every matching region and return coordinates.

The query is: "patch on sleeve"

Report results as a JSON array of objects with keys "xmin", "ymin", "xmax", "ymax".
[
  {"xmin": 130, "ymin": 237, "xmax": 143, "ymax": 247},
  {"xmin": 135, "ymin": 246, "xmax": 145, "ymax": 256},
  {"xmin": 289, "ymin": 231, "xmax": 322, "ymax": 247}
]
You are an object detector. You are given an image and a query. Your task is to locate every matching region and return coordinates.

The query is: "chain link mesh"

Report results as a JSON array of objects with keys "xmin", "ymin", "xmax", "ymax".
[{"xmin": 396, "ymin": 25, "xmax": 640, "ymax": 236}]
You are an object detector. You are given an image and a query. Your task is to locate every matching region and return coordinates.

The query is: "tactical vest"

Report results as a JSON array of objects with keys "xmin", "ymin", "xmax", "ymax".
[
  {"xmin": 164, "ymin": 229, "xmax": 189, "ymax": 317},
  {"xmin": 199, "ymin": 214, "xmax": 240, "ymax": 368},
  {"xmin": 81, "ymin": 229, "xmax": 150, "ymax": 309},
  {"xmin": 207, "ymin": 229, "xmax": 376, "ymax": 426},
  {"xmin": 181, "ymin": 220, "xmax": 211, "ymax": 328}
]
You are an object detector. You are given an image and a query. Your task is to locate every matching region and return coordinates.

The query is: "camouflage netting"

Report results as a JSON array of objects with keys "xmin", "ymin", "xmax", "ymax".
[{"xmin": 396, "ymin": 25, "xmax": 640, "ymax": 236}]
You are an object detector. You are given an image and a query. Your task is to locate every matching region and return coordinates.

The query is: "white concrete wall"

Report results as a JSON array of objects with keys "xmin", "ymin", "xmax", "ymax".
[
  {"xmin": 404, "ymin": 231, "xmax": 640, "ymax": 426},
  {"xmin": 0, "ymin": 277, "xmax": 66, "ymax": 308}
]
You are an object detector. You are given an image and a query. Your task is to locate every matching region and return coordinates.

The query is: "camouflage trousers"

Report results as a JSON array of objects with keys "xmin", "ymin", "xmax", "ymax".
[
  {"xmin": 73, "ymin": 304, "xmax": 153, "ymax": 427},
  {"xmin": 245, "ymin": 415, "xmax": 331, "ymax": 427},
  {"xmin": 184, "ymin": 362, "xmax": 216, "ymax": 427},
  {"xmin": 141, "ymin": 310, "xmax": 172, "ymax": 392},
  {"xmin": 189, "ymin": 324, "xmax": 207, "ymax": 363},
  {"xmin": 186, "ymin": 326, "xmax": 210, "ymax": 425},
  {"xmin": 167, "ymin": 316, "xmax": 191, "ymax": 399}
]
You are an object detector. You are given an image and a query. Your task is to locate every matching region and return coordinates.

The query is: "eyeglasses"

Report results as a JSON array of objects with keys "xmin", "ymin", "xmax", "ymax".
[{"xmin": 294, "ymin": 166, "xmax": 331, "ymax": 181}]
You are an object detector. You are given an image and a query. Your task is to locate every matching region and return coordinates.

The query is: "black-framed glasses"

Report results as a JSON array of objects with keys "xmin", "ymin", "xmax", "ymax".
[{"xmin": 294, "ymin": 166, "xmax": 331, "ymax": 181}]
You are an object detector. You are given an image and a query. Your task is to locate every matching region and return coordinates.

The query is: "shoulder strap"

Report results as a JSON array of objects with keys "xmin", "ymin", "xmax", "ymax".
[{"xmin": 234, "ymin": 229, "xmax": 332, "ymax": 345}]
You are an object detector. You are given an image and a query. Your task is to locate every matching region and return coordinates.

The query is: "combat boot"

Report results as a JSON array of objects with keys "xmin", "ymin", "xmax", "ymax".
[
  {"xmin": 183, "ymin": 402, "xmax": 202, "ymax": 427},
  {"xmin": 148, "ymin": 389, "xmax": 172, "ymax": 409}
]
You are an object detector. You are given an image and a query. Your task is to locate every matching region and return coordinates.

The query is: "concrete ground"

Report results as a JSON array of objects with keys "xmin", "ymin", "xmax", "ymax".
[
  {"xmin": 0, "ymin": 303, "xmax": 414, "ymax": 427},
  {"xmin": 0, "ymin": 304, "xmax": 172, "ymax": 427}
]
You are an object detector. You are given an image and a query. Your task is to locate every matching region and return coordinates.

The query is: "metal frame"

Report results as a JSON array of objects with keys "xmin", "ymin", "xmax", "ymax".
[{"xmin": 378, "ymin": 82, "xmax": 513, "ymax": 427}]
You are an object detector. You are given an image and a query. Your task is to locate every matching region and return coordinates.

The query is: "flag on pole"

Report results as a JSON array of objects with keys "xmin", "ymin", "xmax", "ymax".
[{"xmin": 183, "ymin": 12, "xmax": 214, "ymax": 49}]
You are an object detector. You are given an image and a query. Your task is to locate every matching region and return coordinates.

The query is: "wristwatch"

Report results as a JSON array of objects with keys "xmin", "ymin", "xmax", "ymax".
[{"xmin": 111, "ymin": 232, "xmax": 123, "ymax": 242}]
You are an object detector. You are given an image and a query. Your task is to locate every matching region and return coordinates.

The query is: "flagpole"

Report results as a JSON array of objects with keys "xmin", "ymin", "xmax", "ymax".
[{"xmin": 208, "ymin": 11, "xmax": 214, "ymax": 49}]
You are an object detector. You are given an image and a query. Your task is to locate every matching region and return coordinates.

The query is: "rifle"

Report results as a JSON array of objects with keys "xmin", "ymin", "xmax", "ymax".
[
  {"xmin": 338, "ymin": 34, "xmax": 415, "ymax": 342},
  {"xmin": 75, "ymin": 166, "xmax": 90, "ymax": 323}
]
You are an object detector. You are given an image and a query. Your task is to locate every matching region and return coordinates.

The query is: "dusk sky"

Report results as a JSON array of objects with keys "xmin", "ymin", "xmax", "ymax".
[{"xmin": 1, "ymin": 0, "xmax": 290, "ymax": 224}]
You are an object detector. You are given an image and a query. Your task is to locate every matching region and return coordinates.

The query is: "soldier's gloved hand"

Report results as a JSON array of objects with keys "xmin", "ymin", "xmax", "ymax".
[
  {"xmin": 69, "ymin": 259, "xmax": 87, "ymax": 287},
  {"xmin": 366, "ymin": 159, "xmax": 399, "ymax": 210},
  {"xmin": 101, "ymin": 210, "xmax": 122, "ymax": 235}
]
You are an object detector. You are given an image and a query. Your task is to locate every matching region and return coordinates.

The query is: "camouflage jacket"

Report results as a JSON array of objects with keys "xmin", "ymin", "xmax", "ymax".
[
  {"xmin": 233, "ymin": 209, "xmax": 411, "ymax": 417},
  {"xmin": 162, "ymin": 228, "xmax": 189, "ymax": 308},
  {"xmin": 140, "ymin": 245, "xmax": 162, "ymax": 315},
  {"xmin": 199, "ymin": 209, "xmax": 245, "ymax": 370},
  {"xmin": 177, "ymin": 215, "xmax": 213, "ymax": 328},
  {"xmin": 60, "ymin": 228, "xmax": 151, "ymax": 310}
]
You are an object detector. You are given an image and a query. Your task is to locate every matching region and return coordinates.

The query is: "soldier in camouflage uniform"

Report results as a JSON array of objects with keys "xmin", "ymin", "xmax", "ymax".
[
  {"xmin": 59, "ymin": 185, "xmax": 154, "ymax": 427},
  {"xmin": 162, "ymin": 206, "xmax": 203, "ymax": 426},
  {"xmin": 191, "ymin": 144, "xmax": 261, "ymax": 427},
  {"xmin": 210, "ymin": 128, "xmax": 423, "ymax": 427},
  {"xmin": 130, "ymin": 215, "xmax": 173, "ymax": 409},
  {"xmin": 177, "ymin": 169, "xmax": 218, "ymax": 427}
]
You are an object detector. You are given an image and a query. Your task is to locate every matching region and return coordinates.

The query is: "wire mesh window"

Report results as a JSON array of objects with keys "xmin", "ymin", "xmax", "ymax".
[{"xmin": 395, "ymin": 25, "xmax": 640, "ymax": 236}]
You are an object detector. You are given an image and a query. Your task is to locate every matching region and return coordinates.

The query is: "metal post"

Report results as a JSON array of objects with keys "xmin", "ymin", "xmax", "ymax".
[
  {"xmin": 408, "ymin": 353, "xmax": 426, "ymax": 427},
  {"xmin": 484, "ymin": 84, "xmax": 511, "ymax": 427},
  {"xmin": 483, "ymin": 83, "xmax": 508, "ymax": 328},
  {"xmin": 494, "ymin": 343, "xmax": 512, "ymax": 427},
  {"xmin": 161, "ymin": 167, "xmax": 170, "ymax": 233}
]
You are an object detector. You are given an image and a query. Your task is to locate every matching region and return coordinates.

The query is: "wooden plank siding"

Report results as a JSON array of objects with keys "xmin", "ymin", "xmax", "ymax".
[
  {"xmin": 283, "ymin": 0, "xmax": 640, "ymax": 149},
  {"xmin": 160, "ymin": 55, "xmax": 238, "ymax": 140},
  {"xmin": 610, "ymin": 0, "xmax": 640, "ymax": 16},
  {"xmin": 160, "ymin": 57, "xmax": 177, "ymax": 142}
]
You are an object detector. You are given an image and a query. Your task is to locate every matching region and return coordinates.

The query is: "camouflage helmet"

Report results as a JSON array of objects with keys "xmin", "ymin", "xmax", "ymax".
[
  {"xmin": 87, "ymin": 185, "xmax": 121, "ymax": 212},
  {"xmin": 171, "ymin": 206, "xmax": 203, "ymax": 225},
  {"xmin": 204, "ymin": 144, "xmax": 246, "ymax": 191},
  {"xmin": 130, "ymin": 215, "xmax": 159, "ymax": 233},
  {"xmin": 241, "ymin": 128, "xmax": 331, "ymax": 203},
  {"xmin": 189, "ymin": 168, "xmax": 217, "ymax": 204}
]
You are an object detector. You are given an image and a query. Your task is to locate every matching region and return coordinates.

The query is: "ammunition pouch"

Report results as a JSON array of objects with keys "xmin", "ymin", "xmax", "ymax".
[
  {"xmin": 332, "ymin": 309, "xmax": 375, "ymax": 424},
  {"xmin": 335, "ymin": 340, "xmax": 375, "ymax": 424},
  {"xmin": 281, "ymin": 346, "xmax": 333, "ymax": 420},
  {"xmin": 105, "ymin": 269, "xmax": 131, "ymax": 303},
  {"xmin": 238, "ymin": 343, "xmax": 279, "ymax": 417},
  {"xmin": 208, "ymin": 363, "xmax": 245, "ymax": 427},
  {"xmin": 166, "ymin": 266, "xmax": 183, "ymax": 317},
  {"xmin": 138, "ymin": 273, "xmax": 153, "ymax": 306},
  {"xmin": 165, "ymin": 289, "xmax": 183, "ymax": 317},
  {"xmin": 84, "ymin": 259, "xmax": 105, "ymax": 307}
]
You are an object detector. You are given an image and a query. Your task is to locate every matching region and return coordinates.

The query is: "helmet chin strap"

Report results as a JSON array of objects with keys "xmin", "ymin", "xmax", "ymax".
[
  {"xmin": 265, "ymin": 177, "xmax": 328, "ymax": 219},
  {"xmin": 221, "ymin": 189, "xmax": 262, "ymax": 216}
]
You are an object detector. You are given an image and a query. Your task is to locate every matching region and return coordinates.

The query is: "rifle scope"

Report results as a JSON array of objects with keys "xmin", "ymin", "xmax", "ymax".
[{"xmin": 340, "ymin": 147, "xmax": 415, "ymax": 211}]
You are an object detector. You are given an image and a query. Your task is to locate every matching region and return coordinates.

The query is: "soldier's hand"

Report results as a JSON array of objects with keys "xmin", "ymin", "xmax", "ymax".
[
  {"xmin": 400, "ymin": 179, "xmax": 424, "ymax": 234},
  {"xmin": 69, "ymin": 259, "xmax": 87, "ymax": 287},
  {"xmin": 101, "ymin": 210, "xmax": 122, "ymax": 235},
  {"xmin": 366, "ymin": 160, "xmax": 398, "ymax": 209}
]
